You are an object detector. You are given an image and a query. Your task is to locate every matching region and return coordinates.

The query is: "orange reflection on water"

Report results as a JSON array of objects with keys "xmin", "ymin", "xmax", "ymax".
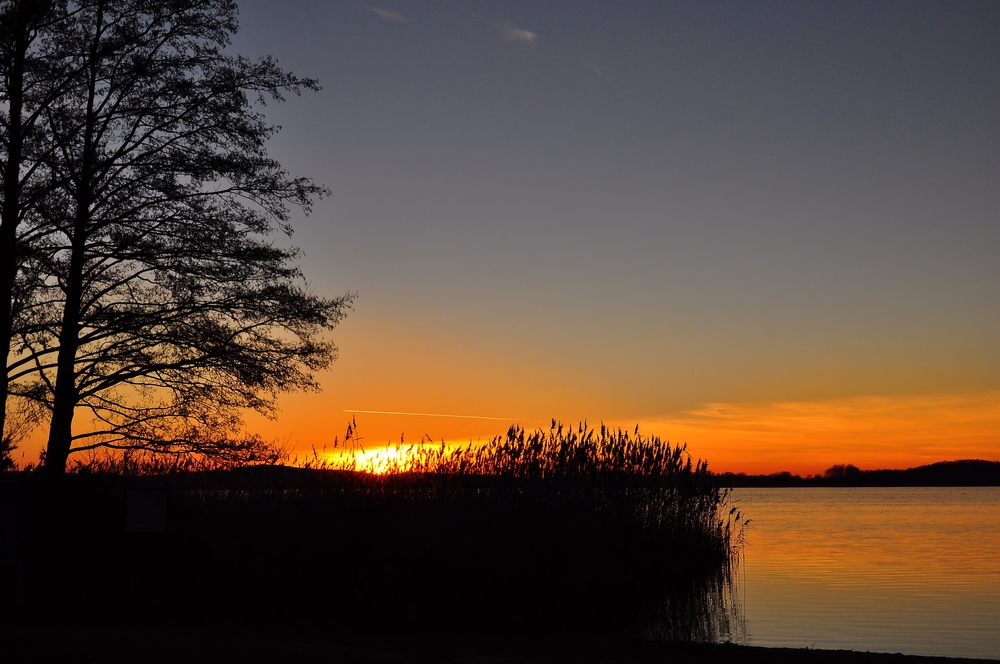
[{"xmin": 732, "ymin": 487, "xmax": 1000, "ymax": 658}]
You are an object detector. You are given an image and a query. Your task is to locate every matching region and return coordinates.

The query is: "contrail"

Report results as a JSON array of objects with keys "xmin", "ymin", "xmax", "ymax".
[{"xmin": 344, "ymin": 409, "xmax": 536, "ymax": 423}]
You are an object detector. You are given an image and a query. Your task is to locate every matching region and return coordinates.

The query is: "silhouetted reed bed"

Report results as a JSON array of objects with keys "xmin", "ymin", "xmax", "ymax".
[{"xmin": 2, "ymin": 423, "xmax": 744, "ymax": 642}]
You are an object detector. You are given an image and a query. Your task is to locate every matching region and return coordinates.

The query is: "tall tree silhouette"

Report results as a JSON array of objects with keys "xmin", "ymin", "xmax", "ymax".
[
  {"xmin": 0, "ymin": 0, "xmax": 77, "ymax": 454},
  {"xmin": 6, "ymin": 0, "xmax": 350, "ymax": 473}
]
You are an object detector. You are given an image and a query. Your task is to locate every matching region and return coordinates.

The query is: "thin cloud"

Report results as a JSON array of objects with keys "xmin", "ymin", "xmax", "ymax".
[
  {"xmin": 360, "ymin": 4, "xmax": 407, "ymax": 22},
  {"xmin": 500, "ymin": 22, "xmax": 537, "ymax": 43},
  {"xmin": 630, "ymin": 391, "xmax": 1000, "ymax": 475},
  {"xmin": 345, "ymin": 409, "xmax": 534, "ymax": 423}
]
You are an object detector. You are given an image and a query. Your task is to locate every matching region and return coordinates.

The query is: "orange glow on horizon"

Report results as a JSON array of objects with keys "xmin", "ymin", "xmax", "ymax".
[
  {"xmin": 15, "ymin": 391, "xmax": 1000, "ymax": 477},
  {"xmin": 331, "ymin": 444, "xmax": 410, "ymax": 474},
  {"xmin": 260, "ymin": 391, "xmax": 1000, "ymax": 478},
  {"xmin": 627, "ymin": 392, "xmax": 1000, "ymax": 475}
]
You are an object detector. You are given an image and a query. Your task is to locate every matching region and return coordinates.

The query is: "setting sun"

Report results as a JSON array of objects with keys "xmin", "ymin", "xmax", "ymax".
[{"xmin": 2, "ymin": 1, "xmax": 999, "ymax": 660}]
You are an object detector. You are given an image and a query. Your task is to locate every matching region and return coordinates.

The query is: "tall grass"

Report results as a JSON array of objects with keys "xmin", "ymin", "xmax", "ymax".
[
  {"xmin": 294, "ymin": 420, "xmax": 745, "ymax": 640},
  {"xmin": 10, "ymin": 421, "xmax": 746, "ymax": 643},
  {"xmin": 322, "ymin": 421, "xmax": 745, "ymax": 570}
]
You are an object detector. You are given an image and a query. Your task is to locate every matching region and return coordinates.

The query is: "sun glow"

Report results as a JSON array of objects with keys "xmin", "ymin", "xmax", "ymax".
[
  {"xmin": 295, "ymin": 443, "xmax": 428, "ymax": 474},
  {"xmin": 347, "ymin": 445, "xmax": 412, "ymax": 474}
]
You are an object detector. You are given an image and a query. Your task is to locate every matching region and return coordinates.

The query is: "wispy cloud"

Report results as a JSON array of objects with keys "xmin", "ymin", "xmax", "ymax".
[
  {"xmin": 500, "ymin": 22, "xmax": 537, "ymax": 43},
  {"xmin": 360, "ymin": 4, "xmax": 407, "ymax": 22},
  {"xmin": 345, "ymin": 409, "xmax": 532, "ymax": 423},
  {"xmin": 630, "ymin": 391, "xmax": 1000, "ymax": 475}
]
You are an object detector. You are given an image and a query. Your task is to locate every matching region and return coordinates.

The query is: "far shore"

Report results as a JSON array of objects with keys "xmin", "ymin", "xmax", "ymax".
[{"xmin": 717, "ymin": 459, "xmax": 1000, "ymax": 488}]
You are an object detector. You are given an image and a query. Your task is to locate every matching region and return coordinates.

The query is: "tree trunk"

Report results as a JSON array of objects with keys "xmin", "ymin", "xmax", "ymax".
[
  {"xmin": 0, "ymin": 12, "xmax": 27, "ymax": 449},
  {"xmin": 42, "ymin": 26, "xmax": 99, "ymax": 474},
  {"xmin": 41, "ymin": 211, "xmax": 87, "ymax": 474}
]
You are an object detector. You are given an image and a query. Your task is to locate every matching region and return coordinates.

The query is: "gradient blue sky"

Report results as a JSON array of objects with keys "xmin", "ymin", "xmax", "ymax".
[{"xmin": 219, "ymin": 1, "xmax": 999, "ymax": 472}]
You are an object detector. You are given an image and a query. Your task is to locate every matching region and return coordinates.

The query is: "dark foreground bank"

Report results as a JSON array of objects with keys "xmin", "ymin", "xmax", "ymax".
[
  {"xmin": 2, "ymin": 623, "xmax": 997, "ymax": 664},
  {"xmin": 1, "ymin": 429, "xmax": 742, "ymax": 642}
]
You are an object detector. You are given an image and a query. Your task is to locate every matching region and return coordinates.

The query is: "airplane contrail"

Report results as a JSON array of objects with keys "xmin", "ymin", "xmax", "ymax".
[{"xmin": 344, "ymin": 409, "xmax": 540, "ymax": 423}]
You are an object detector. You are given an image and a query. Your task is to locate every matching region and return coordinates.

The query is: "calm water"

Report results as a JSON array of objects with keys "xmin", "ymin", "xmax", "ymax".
[{"xmin": 729, "ymin": 487, "xmax": 1000, "ymax": 660}]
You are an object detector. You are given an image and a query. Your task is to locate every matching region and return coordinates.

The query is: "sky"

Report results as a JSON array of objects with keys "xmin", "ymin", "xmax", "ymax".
[{"xmin": 97, "ymin": 0, "xmax": 1000, "ymax": 475}]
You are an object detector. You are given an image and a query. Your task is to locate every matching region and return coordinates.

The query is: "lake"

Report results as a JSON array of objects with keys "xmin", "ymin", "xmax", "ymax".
[{"xmin": 729, "ymin": 487, "xmax": 1000, "ymax": 660}]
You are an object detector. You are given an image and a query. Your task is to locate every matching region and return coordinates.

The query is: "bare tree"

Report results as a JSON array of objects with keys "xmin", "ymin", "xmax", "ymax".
[
  {"xmin": 7, "ymin": 0, "xmax": 351, "ymax": 473},
  {"xmin": 0, "ymin": 0, "xmax": 80, "ymax": 449}
]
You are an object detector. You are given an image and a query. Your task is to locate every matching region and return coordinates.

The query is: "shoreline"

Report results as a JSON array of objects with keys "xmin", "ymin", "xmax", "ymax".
[{"xmin": 3, "ymin": 623, "xmax": 997, "ymax": 663}]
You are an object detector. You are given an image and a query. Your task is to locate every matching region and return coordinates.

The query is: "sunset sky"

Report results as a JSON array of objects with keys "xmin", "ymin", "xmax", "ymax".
[{"xmin": 48, "ymin": 1, "xmax": 1000, "ymax": 475}]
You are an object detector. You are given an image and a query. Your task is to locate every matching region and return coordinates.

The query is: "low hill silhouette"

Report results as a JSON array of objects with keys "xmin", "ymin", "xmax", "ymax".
[{"xmin": 716, "ymin": 459, "xmax": 1000, "ymax": 488}]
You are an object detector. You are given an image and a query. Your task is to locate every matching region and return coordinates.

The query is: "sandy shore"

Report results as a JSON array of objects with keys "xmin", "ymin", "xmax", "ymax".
[{"xmin": 3, "ymin": 623, "xmax": 997, "ymax": 663}]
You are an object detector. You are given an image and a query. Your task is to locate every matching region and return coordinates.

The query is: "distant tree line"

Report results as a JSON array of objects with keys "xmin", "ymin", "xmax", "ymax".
[
  {"xmin": 0, "ymin": 0, "xmax": 351, "ymax": 474},
  {"xmin": 715, "ymin": 460, "xmax": 1000, "ymax": 487}
]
